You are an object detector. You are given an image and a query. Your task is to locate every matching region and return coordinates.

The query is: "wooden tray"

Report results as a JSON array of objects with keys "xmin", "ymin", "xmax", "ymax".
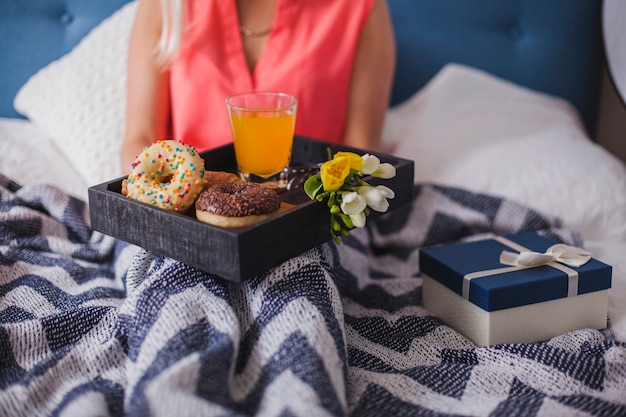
[{"xmin": 88, "ymin": 137, "xmax": 414, "ymax": 282}]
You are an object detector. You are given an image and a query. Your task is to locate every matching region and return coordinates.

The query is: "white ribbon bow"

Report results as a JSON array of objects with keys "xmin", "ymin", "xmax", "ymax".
[
  {"xmin": 499, "ymin": 244, "xmax": 592, "ymax": 268},
  {"xmin": 462, "ymin": 238, "xmax": 592, "ymax": 300}
]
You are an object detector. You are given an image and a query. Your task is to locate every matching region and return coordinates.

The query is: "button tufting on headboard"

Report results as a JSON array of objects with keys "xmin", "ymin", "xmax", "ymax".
[
  {"xmin": 60, "ymin": 11, "xmax": 75, "ymax": 26},
  {"xmin": 509, "ymin": 25, "xmax": 523, "ymax": 40}
]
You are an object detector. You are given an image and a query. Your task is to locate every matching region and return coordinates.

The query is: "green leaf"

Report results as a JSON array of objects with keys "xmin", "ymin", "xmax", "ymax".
[{"xmin": 304, "ymin": 174, "xmax": 323, "ymax": 200}]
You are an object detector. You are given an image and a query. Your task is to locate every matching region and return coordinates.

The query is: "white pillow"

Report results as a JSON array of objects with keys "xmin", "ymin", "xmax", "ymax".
[
  {"xmin": 14, "ymin": 1, "xmax": 138, "ymax": 187},
  {"xmin": 382, "ymin": 63, "xmax": 626, "ymax": 242}
]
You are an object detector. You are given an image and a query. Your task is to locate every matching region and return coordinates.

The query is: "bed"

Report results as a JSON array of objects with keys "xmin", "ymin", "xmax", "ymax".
[{"xmin": 1, "ymin": 1, "xmax": 626, "ymax": 416}]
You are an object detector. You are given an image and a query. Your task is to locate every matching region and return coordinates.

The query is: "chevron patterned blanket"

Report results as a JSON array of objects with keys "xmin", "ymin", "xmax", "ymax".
[{"xmin": 1, "ymin": 174, "xmax": 625, "ymax": 417}]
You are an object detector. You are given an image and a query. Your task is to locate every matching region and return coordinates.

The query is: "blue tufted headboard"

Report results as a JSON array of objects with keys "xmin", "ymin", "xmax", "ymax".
[
  {"xmin": 387, "ymin": 0, "xmax": 603, "ymax": 134},
  {"xmin": 0, "ymin": 0, "xmax": 133, "ymax": 119},
  {"xmin": 0, "ymin": 0, "xmax": 603, "ymax": 134}
]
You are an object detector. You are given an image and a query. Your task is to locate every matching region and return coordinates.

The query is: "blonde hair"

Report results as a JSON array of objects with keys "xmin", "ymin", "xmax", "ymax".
[{"xmin": 156, "ymin": 0, "xmax": 185, "ymax": 66}]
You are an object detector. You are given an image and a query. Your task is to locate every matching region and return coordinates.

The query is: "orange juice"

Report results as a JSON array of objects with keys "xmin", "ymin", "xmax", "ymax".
[
  {"xmin": 230, "ymin": 111, "xmax": 295, "ymax": 177},
  {"xmin": 226, "ymin": 92, "xmax": 298, "ymax": 184}
]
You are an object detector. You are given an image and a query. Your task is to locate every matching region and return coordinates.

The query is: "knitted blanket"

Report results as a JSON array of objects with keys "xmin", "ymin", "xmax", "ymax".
[{"xmin": 1, "ymin": 173, "xmax": 625, "ymax": 417}]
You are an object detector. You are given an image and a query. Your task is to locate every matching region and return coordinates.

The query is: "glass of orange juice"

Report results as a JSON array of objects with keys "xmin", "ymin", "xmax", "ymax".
[{"xmin": 226, "ymin": 92, "xmax": 298, "ymax": 189}]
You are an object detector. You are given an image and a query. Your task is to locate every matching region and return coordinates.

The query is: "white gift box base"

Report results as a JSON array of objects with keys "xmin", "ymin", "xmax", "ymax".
[{"xmin": 423, "ymin": 275, "xmax": 609, "ymax": 346}]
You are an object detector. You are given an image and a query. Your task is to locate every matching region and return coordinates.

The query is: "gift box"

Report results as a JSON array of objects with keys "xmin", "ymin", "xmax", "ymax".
[{"xmin": 419, "ymin": 232, "xmax": 612, "ymax": 346}]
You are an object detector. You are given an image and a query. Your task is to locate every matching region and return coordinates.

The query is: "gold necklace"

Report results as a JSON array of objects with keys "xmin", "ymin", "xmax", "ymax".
[{"xmin": 240, "ymin": 24, "xmax": 271, "ymax": 37}]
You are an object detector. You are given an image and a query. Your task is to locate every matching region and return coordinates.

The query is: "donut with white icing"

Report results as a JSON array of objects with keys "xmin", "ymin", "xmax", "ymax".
[{"xmin": 126, "ymin": 140, "xmax": 205, "ymax": 212}]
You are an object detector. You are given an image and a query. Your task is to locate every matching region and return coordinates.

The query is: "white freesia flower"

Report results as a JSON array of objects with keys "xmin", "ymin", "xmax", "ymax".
[
  {"xmin": 340, "ymin": 191, "xmax": 366, "ymax": 215},
  {"xmin": 361, "ymin": 154, "xmax": 380, "ymax": 175},
  {"xmin": 372, "ymin": 163, "xmax": 396, "ymax": 179},
  {"xmin": 361, "ymin": 154, "xmax": 396, "ymax": 179},
  {"xmin": 349, "ymin": 212, "xmax": 367, "ymax": 228},
  {"xmin": 357, "ymin": 185, "xmax": 395, "ymax": 212}
]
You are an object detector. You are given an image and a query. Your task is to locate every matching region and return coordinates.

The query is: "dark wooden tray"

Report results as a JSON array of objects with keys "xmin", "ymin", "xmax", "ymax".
[{"xmin": 88, "ymin": 136, "xmax": 414, "ymax": 282}]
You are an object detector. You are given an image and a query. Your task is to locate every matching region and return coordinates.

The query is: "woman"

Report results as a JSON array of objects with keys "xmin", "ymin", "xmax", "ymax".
[{"xmin": 120, "ymin": 0, "xmax": 396, "ymax": 170}]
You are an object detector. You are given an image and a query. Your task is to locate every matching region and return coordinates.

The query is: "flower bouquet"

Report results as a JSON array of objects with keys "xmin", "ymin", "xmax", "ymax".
[{"xmin": 304, "ymin": 151, "xmax": 396, "ymax": 244}]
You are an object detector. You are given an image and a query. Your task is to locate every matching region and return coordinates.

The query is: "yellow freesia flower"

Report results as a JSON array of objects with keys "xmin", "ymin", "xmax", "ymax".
[
  {"xmin": 333, "ymin": 151, "xmax": 364, "ymax": 171},
  {"xmin": 320, "ymin": 156, "xmax": 351, "ymax": 191}
]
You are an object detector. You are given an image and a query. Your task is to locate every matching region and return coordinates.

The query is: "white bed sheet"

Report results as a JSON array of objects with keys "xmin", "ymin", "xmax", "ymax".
[
  {"xmin": 382, "ymin": 64, "xmax": 626, "ymax": 243},
  {"xmin": 0, "ymin": 117, "xmax": 89, "ymax": 201}
]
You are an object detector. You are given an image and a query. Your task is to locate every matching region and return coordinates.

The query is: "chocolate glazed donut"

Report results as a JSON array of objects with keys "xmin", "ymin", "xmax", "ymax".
[{"xmin": 195, "ymin": 182, "xmax": 281, "ymax": 227}]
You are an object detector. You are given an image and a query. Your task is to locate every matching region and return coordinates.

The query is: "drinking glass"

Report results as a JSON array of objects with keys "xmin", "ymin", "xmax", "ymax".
[{"xmin": 226, "ymin": 92, "xmax": 298, "ymax": 189}]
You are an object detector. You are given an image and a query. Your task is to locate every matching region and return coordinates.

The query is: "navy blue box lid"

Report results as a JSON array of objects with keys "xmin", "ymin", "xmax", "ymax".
[{"xmin": 419, "ymin": 232, "xmax": 612, "ymax": 312}]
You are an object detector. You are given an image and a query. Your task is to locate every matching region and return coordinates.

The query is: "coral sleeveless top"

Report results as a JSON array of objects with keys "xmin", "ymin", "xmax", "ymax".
[{"xmin": 170, "ymin": 0, "xmax": 376, "ymax": 151}]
